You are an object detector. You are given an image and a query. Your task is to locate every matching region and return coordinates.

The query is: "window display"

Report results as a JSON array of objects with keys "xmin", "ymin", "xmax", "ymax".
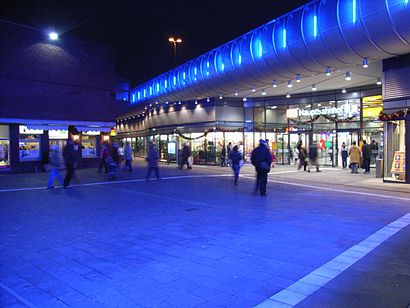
[
  {"xmin": 19, "ymin": 128, "xmax": 41, "ymax": 161},
  {"xmin": 0, "ymin": 125, "xmax": 10, "ymax": 168},
  {"xmin": 384, "ymin": 120, "xmax": 406, "ymax": 182},
  {"xmin": 82, "ymin": 135, "xmax": 97, "ymax": 157}
]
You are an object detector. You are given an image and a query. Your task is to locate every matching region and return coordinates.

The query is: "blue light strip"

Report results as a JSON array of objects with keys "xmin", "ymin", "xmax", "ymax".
[
  {"xmin": 258, "ymin": 41, "xmax": 263, "ymax": 57},
  {"xmin": 238, "ymin": 54, "xmax": 242, "ymax": 65},
  {"xmin": 283, "ymin": 28, "xmax": 287, "ymax": 48},
  {"xmin": 352, "ymin": 0, "xmax": 356, "ymax": 23},
  {"xmin": 314, "ymin": 15, "xmax": 318, "ymax": 37}
]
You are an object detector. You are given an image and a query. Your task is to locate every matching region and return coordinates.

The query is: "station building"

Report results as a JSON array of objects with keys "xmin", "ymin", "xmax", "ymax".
[
  {"xmin": 117, "ymin": 0, "xmax": 410, "ymax": 183},
  {"xmin": 0, "ymin": 21, "xmax": 127, "ymax": 173}
]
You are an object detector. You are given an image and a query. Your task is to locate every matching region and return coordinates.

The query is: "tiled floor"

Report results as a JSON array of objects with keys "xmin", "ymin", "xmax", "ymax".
[{"xmin": 0, "ymin": 164, "xmax": 409, "ymax": 307}]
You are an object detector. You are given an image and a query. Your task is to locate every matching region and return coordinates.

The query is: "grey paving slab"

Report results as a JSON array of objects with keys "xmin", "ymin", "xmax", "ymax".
[{"xmin": 0, "ymin": 165, "xmax": 410, "ymax": 307}]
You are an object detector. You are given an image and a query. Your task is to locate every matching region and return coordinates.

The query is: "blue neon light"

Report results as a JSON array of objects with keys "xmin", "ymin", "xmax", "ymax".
[
  {"xmin": 194, "ymin": 67, "xmax": 197, "ymax": 75},
  {"xmin": 137, "ymin": 91, "xmax": 140, "ymax": 100},
  {"xmin": 173, "ymin": 76, "xmax": 176, "ymax": 86},
  {"xmin": 405, "ymin": 0, "xmax": 408, "ymax": 4},
  {"xmin": 221, "ymin": 63, "xmax": 225, "ymax": 71},
  {"xmin": 258, "ymin": 41, "xmax": 263, "ymax": 58},
  {"xmin": 207, "ymin": 61, "xmax": 210, "ymax": 69},
  {"xmin": 183, "ymin": 71, "xmax": 186, "ymax": 80},
  {"xmin": 283, "ymin": 28, "xmax": 287, "ymax": 48},
  {"xmin": 314, "ymin": 15, "xmax": 318, "ymax": 37},
  {"xmin": 132, "ymin": 94, "xmax": 135, "ymax": 102},
  {"xmin": 149, "ymin": 86, "xmax": 152, "ymax": 95},
  {"xmin": 156, "ymin": 83, "xmax": 159, "ymax": 92},
  {"xmin": 352, "ymin": 0, "xmax": 356, "ymax": 23},
  {"xmin": 165, "ymin": 80, "xmax": 167, "ymax": 88},
  {"xmin": 143, "ymin": 89, "xmax": 146, "ymax": 98},
  {"xmin": 238, "ymin": 54, "xmax": 242, "ymax": 65}
]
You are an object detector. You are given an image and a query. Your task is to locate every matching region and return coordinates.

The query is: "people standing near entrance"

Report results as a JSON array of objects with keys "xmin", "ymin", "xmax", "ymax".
[
  {"xmin": 124, "ymin": 141, "xmax": 133, "ymax": 171},
  {"xmin": 238, "ymin": 141, "xmax": 244, "ymax": 160},
  {"xmin": 362, "ymin": 140, "xmax": 371, "ymax": 174},
  {"xmin": 349, "ymin": 141, "xmax": 361, "ymax": 174},
  {"xmin": 227, "ymin": 142, "xmax": 233, "ymax": 166},
  {"xmin": 251, "ymin": 139, "xmax": 272, "ymax": 196},
  {"xmin": 297, "ymin": 145, "xmax": 307, "ymax": 171},
  {"xmin": 47, "ymin": 144, "xmax": 64, "ymax": 188},
  {"xmin": 117, "ymin": 143, "xmax": 124, "ymax": 166},
  {"xmin": 307, "ymin": 141, "xmax": 320, "ymax": 172},
  {"xmin": 180, "ymin": 143, "xmax": 191, "ymax": 170},
  {"xmin": 63, "ymin": 138, "xmax": 77, "ymax": 188},
  {"xmin": 220, "ymin": 144, "xmax": 226, "ymax": 167},
  {"xmin": 229, "ymin": 145, "xmax": 242, "ymax": 185},
  {"xmin": 341, "ymin": 142, "xmax": 348, "ymax": 169},
  {"xmin": 145, "ymin": 142, "xmax": 160, "ymax": 180},
  {"xmin": 98, "ymin": 142, "xmax": 109, "ymax": 174}
]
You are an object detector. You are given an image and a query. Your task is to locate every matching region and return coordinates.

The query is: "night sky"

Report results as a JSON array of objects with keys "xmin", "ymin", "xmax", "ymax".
[{"xmin": 1, "ymin": 0, "xmax": 310, "ymax": 86}]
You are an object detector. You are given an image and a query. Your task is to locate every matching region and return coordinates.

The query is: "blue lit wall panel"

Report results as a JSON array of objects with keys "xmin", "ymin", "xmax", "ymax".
[
  {"xmin": 261, "ymin": 21, "xmax": 293, "ymax": 78},
  {"xmin": 273, "ymin": 18, "xmax": 300, "ymax": 74},
  {"xmin": 319, "ymin": 0, "xmax": 360, "ymax": 63},
  {"xmin": 338, "ymin": 0, "xmax": 390, "ymax": 58},
  {"xmin": 387, "ymin": 0, "xmax": 410, "ymax": 44},
  {"xmin": 286, "ymin": 8, "xmax": 324, "ymax": 73}
]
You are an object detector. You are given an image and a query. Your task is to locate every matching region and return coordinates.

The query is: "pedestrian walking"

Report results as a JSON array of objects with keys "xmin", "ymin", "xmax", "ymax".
[
  {"xmin": 63, "ymin": 138, "xmax": 77, "ymax": 188},
  {"xmin": 112, "ymin": 142, "xmax": 120, "ymax": 164},
  {"xmin": 106, "ymin": 156, "xmax": 118, "ymax": 180},
  {"xmin": 180, "ymin": 143, "xmax": 191, "ymax": 169},
  {"xmin": 123, "ymin": 141, "xmax": 133, "ymax": 171},
  {"xmin": 229, "ymin": 145, "xmax": 242, "ymax": 185},
  {"xmin": 145, "ymin": 142, "xmax": 160, "ymax": 180},
  {"xmin": 348, "ymin": 141, "xmax": 361, "ymax": 173},
  {"xmin": 341, "ymin": 142, "xmax": 348, "ymax": 169},
  {"xmin": 297, "ymin": 145, "xmax": 307, "ymax": 171},
  {"xmin": 362, "ymin": 140, "xmax": 371, "ymax": 174},
  {"xmin": 47, "ymin": 144, "xmax": 64, "ymax": 188},
  {"xmin": 370, "ymin": 140, "xmax": 378, "ymax": 165},
  {"xmin": 117, "ymin": 143, "xmax": 124, "ymax": 166},
  {"xmin": 98, "ymin": 142, "xmax": 109, "ymax": 174},
  {"xmin": 251, "ymin": 139, "xmax": 272, "ymax": 196},
  {"xmin": 220, "ymin": 144, "xmax": 226, "ymax": 167},
  {"xmin": 227, "ymin": 142, "xmax": 233, "ymax": 166},
  {"xmin": 307, "ymin": 141, "xmax": 320, "ymax": 172}
]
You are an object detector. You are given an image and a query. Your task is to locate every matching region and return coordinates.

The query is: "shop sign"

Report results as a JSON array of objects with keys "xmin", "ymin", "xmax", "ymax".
[
  {"xmin": 286, "ymin": 108, "xmax": 299, "ymax": 118},
  {"xmin": 83, "ymin": 131, "xmax": 100, "ymax": 136},
  {"xmin": 49, "ymin": 130, "xmax": 68, "ymax": 139},
  {"xmin": 19, "ymin": 125, "xmax": 43, "ymax": 135},
  {"xmin": 298, "ymin": 104, "xmax": 359, "ymax": 118}
]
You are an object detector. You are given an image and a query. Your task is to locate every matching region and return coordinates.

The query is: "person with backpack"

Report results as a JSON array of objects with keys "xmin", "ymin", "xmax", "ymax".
[
  {"xmin": 251, "ymin": 139, "xmax": 272, "ymax": 196},
  {"xmin": 229, "ymin": 145, "xmax": 242, "ymax": 185}
]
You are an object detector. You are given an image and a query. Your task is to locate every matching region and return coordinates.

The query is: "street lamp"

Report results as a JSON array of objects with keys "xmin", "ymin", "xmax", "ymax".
[{"xmin": 168, "ymin": 37, "xmax": 182, "ymax": 67}]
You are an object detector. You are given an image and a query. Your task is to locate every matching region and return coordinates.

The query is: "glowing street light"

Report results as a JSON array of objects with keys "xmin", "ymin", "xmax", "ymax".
[
  {"xmin": 168, "ymin": 37, "xmax": 182, "ymax": 67},
  {"xmin": 48, "ymin": 32, "xmax": 59, "ymax": 40}
]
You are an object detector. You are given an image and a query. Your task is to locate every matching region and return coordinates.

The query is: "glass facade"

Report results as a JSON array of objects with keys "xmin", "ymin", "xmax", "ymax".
[
  {"xmin": 0, "ymin": 125, "xmax": 10, "ymax": 168},
  {"xmin": 384, "ymin": 120, "xmax": 406, "ymax": 183}
]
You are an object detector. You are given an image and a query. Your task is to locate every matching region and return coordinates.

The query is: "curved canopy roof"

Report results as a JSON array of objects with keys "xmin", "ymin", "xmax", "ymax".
[{"xmin": 130, "ymin": 0, "xmax": 410, "ymax": 105}]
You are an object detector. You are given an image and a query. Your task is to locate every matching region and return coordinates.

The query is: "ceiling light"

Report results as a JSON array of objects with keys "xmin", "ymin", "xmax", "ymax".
[
  {"xmin": 165, "ymin": 101, "xmax": 169, "ymax": 104},
  {"xmin": 252, "ymin": 85, "xmax": 256, "ymax": 92},
  {"xmin": 305, "ymin": 104, "xmax": 311, "ymax": 108},
  {"xmin": 243, "ymin": 97, "xmax": 247, "ymax": 102},
  {"xmin": 48, "ymin": 32, "xmax": 59, "ymax": 40},
  {"xmin": 318, "ymin": 103, "xmax": 321, "ymax": 107},
  {"xmin": 272, "ymin": 80, "xmax": 277, "ymax": 88},
  {"xmin": 376, "ymin": 78, "xmax": 382, "ymax": 85},
  {"xmin": 195, "ymin": 100, "xmax": 198, "ymax": 105},
  {"xmin": 271, "ymin": 106, "xmax": 277, "ymax": 109},
  {"xmin": 234, "ymin": 90, "xmax": 238, "ymax": 96},
  {"xmin": 219, "ymin": 95, "xmax": 223, "ymax": 99},
  {"xmin": 363, "ymin": 58, "xmax": 368, "ymax": 68},
  {"xmin": 206, "ymin": 97, "xmax": 210, "ymax": 102},
  {"xmin": 312, "ymin": 84, "xmax": 317, "ymax": 91},
  {"xmin": 287, "ymin": 80, "xmax": 293, "ymax": 88},
  {"xmin": 261, "ymin": 89, "xmax": 266, "ymax": 95},
  {"xmin": 286, "ymin": 93, "xmax": 291, "ymax": 98},
  {"xmin": 345, "ymin": 72, "xmax": 351, "ymax": 81},
  {"xmin": 178, "ymin": 101, "xmax": 181, "ymax": 105},
  {"xmin": 342, "ymin": 88, "xmax": 347, "ymax": 93},
  {"xmin": 296, "ymin": 74, "xmax": 301, "ymax": 82},
  {"xmin": 326, "ymin": 67, "xmax": 331, "ymax": 76}
]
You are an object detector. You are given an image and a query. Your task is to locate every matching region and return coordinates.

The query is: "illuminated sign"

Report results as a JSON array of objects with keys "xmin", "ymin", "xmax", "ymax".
[
  {"xmin": 298, "ymin": 104, "xmax": 359, "ymax": 118},
  {"xmin": 286, "ymin": 108, "xmax": 299, "ymax": 118},
  {"xmin": 49, "ymin": 130, "xmax": 68, "ymax": 139},
  {"xmin": 19, "ymin": 126, "xmax": 43, "ymax": 134}
]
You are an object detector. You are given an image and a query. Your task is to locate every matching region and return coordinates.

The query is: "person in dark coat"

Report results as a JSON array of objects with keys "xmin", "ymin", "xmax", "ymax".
[
  {"xmin": 227, "ymin": 142, "xmax": 233, "ymax": 166},
  {"xmin": 145, "ymin": 142, "xmax": 160, "ymax": 180},
  {"xmin": 362, "ymin": 140, "xmax": 371, "ymax": 174},
  {"xmin": 180, "ymin": 143, "xmax": 191, "ymax": 169},
  {"xmin": 229, "ymin": 145, "xmax": 242, "ymax": 185},
  {"xmin": 341, "ymin": 142, "xmax": 348, "ymax": 169},
  {"xmin": 251, "ymin": 139, "xmax": 272, "ymax": 196},
  {"xmin": 63, "ymin": 138, "xmax": 77, "ymax": 188},
  {"xmin": 308, "ymin": 141, "xmax": 320, "ymax": 172},
  {"xmin": 297, "ymin": 145, "xmax": 307, "ymax": 171},
  {"xmin": 98, "ymin": 142, "xmax": 109, "ymax": 173},
  {"xmin": 220, "ymin": 144, "xmax": 226, "ymax": 167}
]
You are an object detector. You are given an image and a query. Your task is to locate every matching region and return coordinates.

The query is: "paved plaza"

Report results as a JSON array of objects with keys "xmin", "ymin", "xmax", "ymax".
[{"xmin": 0, "ymin": 162, "xmax": 410, "ymax": 307}]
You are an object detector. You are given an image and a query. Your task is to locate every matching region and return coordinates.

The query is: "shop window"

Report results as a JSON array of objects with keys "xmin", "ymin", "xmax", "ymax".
[
  {"xmin": 0, "ymin": 125, "xmax": 10, "ymax": 168},
  {"xmin": 384, "ymin": 120, "xmax": 406, "ymax": 182},
  {"xmin": 82, "ymin": 135, "xmax": 98, "ymax": 157},
  {"xmin": 19, "ymin": 135, "xmax": 41, "ymax": 161}
]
